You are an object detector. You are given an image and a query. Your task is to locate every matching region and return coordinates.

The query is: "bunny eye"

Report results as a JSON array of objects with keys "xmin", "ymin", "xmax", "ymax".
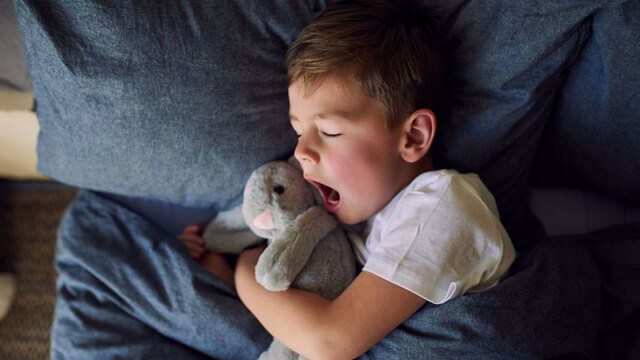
[{"xmin": 273, "ymin": 185, "xmax": 285, "ymax": 195}]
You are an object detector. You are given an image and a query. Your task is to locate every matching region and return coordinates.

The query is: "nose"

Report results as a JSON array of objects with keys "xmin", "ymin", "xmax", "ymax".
[{"xmin": 294, "ymin": 133, "xmax": 319, "ymax": 164}]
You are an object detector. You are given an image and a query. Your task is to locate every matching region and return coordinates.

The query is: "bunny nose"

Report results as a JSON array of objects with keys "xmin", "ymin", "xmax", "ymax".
[{"xmin": 252, "ymin": 210, "xmax": 275, "ymax": 230}]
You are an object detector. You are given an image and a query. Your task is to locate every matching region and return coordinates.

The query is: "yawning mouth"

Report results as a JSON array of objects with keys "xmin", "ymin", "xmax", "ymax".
[{"xmin": 307, "ymin": 179, "xmax": 341, "ymax": 212}]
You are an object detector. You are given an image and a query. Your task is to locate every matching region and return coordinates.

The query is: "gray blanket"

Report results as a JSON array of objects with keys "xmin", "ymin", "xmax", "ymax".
[{"xmin": 51, "ymin": 190, "xmax": 640, "ymax": 359}]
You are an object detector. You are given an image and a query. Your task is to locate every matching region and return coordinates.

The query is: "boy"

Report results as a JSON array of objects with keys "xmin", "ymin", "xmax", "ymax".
[{"xmin": 181, "ymin": 0, "xmax": 515, "ymax": 358}]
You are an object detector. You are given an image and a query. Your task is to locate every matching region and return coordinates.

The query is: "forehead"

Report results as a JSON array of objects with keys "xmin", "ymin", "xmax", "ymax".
[{"xmin": 288, "ymin": 75, "xmax": 383, "ymax": 120}]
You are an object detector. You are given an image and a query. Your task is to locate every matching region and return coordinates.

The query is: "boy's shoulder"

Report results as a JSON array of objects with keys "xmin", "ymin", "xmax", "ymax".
[
  {"xmin": 409, "ymin": 169, "xmax": 481, "ymax": 190},
  {"xmin": 404, "ymin": 169, "xmax": 499, "ymax": 217}
]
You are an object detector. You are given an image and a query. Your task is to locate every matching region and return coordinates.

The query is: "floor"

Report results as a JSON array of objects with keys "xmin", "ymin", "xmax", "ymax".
[{"xmin": 0, "ymin": 181, "xmax": 76, "ymax": 360}]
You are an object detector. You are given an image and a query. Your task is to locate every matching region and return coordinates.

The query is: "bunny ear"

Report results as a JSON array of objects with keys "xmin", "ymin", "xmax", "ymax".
[{"xmin": 252, "ymin": 209, "xmax": 276, "ymax": 230}]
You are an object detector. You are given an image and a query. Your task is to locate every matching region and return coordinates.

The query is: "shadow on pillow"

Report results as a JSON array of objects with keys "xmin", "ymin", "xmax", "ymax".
[
  {"xmin": 534, "ymin": 1, "xmax": 640, "ymax": 206},
  {"xmin": 432, "ymin": 0, "xmax": 610, "ymax": 245}
]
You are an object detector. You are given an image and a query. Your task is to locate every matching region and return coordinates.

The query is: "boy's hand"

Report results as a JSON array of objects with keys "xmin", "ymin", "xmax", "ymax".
[
  {"xmin": 178, "ymin": 224, "xmax": 235, "ymax": 287},
  {"xmin": 178, "ymin": 224, "xmax": 206, "ymax": 260},
  {"xmin": 200, "ymin": 251, "xmax": 235, "ymax": 287}
]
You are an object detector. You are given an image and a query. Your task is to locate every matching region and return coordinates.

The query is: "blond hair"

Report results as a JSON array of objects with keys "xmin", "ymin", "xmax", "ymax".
[{"xmin": 286, "ymin": 0, "xmax": 446, "ymax": 128}]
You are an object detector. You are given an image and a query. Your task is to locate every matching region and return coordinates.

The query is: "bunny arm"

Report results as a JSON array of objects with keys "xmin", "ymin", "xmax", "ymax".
[
  {"xmin": 203, "ymin": 229, "xmax": 262, "ymax": 254},
  {"xmin": 255, "ymin": 206, "xmax": 338, "ymax": 291},
  {"xmin": 203, "ymin": 205, "xmax": 262, "ymax": 254}
]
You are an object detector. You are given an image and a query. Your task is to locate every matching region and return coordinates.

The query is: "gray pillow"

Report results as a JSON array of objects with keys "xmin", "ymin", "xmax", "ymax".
[
  {"xmin": 431, "ymin": 0, "xmax": 611, "ymax": 237},
  {"xmin": 534, "ymin": 1, "xmax": 640, "ymax": 205},
  {"xmin": 18, "ymin": 0, "xmax": 621, "ymax": 244},
  {"xmin": 17, "ymin": 0, "xmax": 328, "ymax": 210}
]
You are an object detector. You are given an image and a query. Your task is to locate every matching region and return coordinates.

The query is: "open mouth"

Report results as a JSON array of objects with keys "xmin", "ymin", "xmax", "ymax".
[{"xmin": 307, "ymin": 179, "xmax": 341, "ymax": 212}]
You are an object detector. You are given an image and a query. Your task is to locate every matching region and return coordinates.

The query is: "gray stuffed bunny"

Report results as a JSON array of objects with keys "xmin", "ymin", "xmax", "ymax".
[{"xmin": 204, "ymin": 158, "xmax": 356, "ymax": 360}]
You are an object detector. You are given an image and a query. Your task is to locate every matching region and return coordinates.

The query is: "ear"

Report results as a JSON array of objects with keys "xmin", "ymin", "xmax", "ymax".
[{"xmin": 399, "ymin": 109, "xmax": 436, "ymax": 163}]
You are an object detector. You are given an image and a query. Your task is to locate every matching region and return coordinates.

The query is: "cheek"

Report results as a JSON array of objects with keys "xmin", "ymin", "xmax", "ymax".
[
  {"xmin": 326, "ymin": 151, "xmax": 360, "ymax": 183},
  {"xmin": 329, "ymin": 143, "xmax": 392, "ymax": 189}
]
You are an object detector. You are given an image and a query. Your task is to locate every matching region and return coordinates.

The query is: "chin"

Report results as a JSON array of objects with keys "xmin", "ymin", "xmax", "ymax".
[{"xmin": 335, "ymin": 213, "xmax": 363, "ymax": 225}]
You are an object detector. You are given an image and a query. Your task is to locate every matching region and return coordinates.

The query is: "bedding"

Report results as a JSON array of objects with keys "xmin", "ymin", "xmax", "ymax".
[
  {"xmin": 55, "ymin": 190, "xmax": 629, "ymax": 359},
  {"xmin": 17, "ymin": 0, "xmax": 320, "ymax": 211},
  {"xmin": 18, "ymin": 0, "xmax": 628, "ymax": 241},
  {"xmin": 534, "ymin": 2, "xmax": 640, "ymax": 203},
  {"xmin": 11, "ymin": 0, "xmax": 640, "ymax": 359}
]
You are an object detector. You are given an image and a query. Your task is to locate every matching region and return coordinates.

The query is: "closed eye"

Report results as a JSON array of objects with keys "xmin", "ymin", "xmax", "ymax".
[{"xmin": 321, "ymin": 131, "xmax": 341, "ymax": 138}]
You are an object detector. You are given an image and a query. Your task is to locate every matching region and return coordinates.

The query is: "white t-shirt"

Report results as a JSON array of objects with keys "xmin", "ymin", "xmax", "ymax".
[{"xmin": 349, "ymin": 170, "xmax": 516, "ymax": 304}]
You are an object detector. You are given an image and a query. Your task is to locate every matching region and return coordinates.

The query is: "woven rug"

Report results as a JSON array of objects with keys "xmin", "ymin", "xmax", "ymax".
[{"xmin": 0, "ymin": 181, "xmax": 77, "ymax": 360}]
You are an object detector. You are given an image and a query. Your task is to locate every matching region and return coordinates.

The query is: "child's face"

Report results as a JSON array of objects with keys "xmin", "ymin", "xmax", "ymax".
[{"xmin": 289, "ymin": 75, "xmax": 410, "ymax": 224}]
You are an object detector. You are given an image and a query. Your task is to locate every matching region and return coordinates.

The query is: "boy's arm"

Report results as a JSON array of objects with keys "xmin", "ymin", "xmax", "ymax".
[
  {"xmin": 235, "ymin": 245, "xmax": 427, "ymax": 360},
  {"xmin": 178, "ymin": 224, "xmax": 234, "ymax": 287}
]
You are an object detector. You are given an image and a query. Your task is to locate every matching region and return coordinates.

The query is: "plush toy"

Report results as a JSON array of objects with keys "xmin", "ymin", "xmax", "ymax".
[{"xmin": 203, "ymin": 158, "xmax": 356, "ymax": 360}]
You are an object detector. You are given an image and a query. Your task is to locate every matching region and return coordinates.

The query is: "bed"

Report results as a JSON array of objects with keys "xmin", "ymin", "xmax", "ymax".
[{"xmin": 6, "ymin": 0, "xmax": 640, "ymax": 359}]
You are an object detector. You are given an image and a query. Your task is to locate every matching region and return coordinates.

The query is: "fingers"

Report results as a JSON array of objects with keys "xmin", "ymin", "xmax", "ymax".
[
  {"xmin": 200, "ymin": 251, "xmax": 228, "ymax": 268},
  {"xmin": 182, "ymin": 223, "xmax": 204, "ymax": 234},
  {"xmin": 178, "ymin": 231, "xmax": 206, "ymax": 260},
  {"xmin": 200, "ymin": 252, "xmax": 235, "ymax": 286}
]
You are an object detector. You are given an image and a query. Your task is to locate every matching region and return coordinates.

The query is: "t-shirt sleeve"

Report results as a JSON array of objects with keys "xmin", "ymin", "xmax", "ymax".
[{"xmin": 362, "ymin": 174, "xmax": 516, "ymax": 304}]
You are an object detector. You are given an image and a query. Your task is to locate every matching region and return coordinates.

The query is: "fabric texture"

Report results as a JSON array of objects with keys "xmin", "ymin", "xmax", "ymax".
[
  {"xmin": 359, "ymin": 170, "xmax": 515, "ymax": 304},
  {"xmin": 51, "ymin": 191, "xmax": 272, "ymax": 360},
  {"xmin": 0, "ymin": 182, "xmax": 76, "ymax": 359},
  {"xmin": 16, "ymin": 0, "xmax": 329, "ymax": 210},
  {"xmin": 430, "ymin": 0, "xmax": 611, "ymax": 240},
  {"xmin": 53, "ymin": 190, "xmax": 613, "ymax": 360},
  {"xmin": 534, "ymin": 0, "xmax": 640, "ymax": 204},
  {"xmin": 17, "ymin": 0, "xmax": 628, "ymax": 245}
]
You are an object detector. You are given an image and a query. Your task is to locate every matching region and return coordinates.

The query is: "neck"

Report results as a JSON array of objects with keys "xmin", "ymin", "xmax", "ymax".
[
  {"xmin": 396, "ymin": 155, "xmax": 434, "ymax": 193},
  {"xmin": 410, "ymin": 155, "xmax": 434, "ymax": 179},
  {"xmin": 418, "ymin": 155, "xmax": 434, "ymax": 173}
]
